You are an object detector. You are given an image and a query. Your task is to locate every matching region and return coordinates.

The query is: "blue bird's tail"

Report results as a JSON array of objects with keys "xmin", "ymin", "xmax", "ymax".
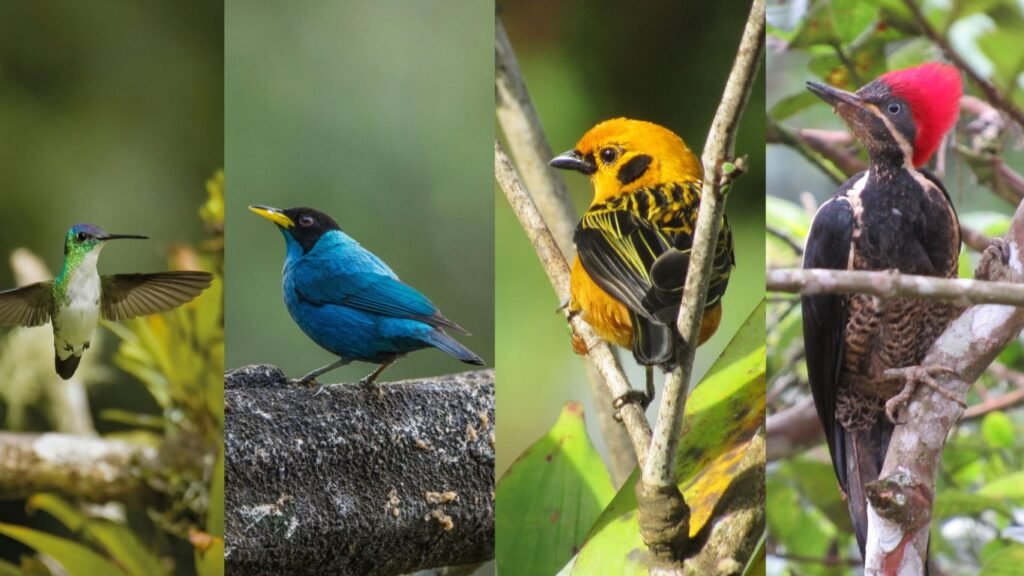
[{"xmin": 424, "ymin": 329, "xmax": 484, "ymax": 366}]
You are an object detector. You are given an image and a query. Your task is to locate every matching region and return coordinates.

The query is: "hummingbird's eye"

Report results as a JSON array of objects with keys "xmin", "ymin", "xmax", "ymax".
[
  {"xmin": 887, "ymin": 102, "xmax": 902, "ymax": 115},
  {"xmin": 76, "ymin": 232, "xmax": 88, "ymax": 242},
  {"xmin": 299, "ymin": 215, "xmax": 315, "ymax": 227},
  {"xmin": 599, "ymin": 147, "xmax": 619, "ymax": 165}
]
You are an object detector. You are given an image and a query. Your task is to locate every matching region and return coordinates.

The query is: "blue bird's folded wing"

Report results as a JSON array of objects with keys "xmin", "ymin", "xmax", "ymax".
[{"xmin": 294, "ymin": 269, "xmax": 468, "ymax": 334}]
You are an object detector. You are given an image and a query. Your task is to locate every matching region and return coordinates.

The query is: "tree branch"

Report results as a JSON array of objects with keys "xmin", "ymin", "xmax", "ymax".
[
  {"xmin": 863, "ymin": 200, "xmax": 1024, "ymax": 574},
  {"xmin": 494, "ymin": 142, "xmax": 652, "ymax": 462},
  {"xmin": 224, "ymin": 365, "xmax": 495, "ymax": 576},
  {"xmin": 637, "ymin": 0, "xmax": 764, "ymax": 568},
  {"xmin": 495, "ymin": 19, "xmax": 639, "ymax": 481},
  {"xmin": 0, "ymin": 432, "xmax": 157, "ymax": 501},
  {"xmin": 767, "ymin": 267, "xmax": 1024, "ymax": 307}
]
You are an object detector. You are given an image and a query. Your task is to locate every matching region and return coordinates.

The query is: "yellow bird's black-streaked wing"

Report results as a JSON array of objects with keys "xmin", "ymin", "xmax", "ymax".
[
  {"xmin": 101, "ymin": 271, "xmax": 213, "ymax": 321},
  {"xmin": 0, "ymin": 281, "xmax": 53, "ymax": 327},
  {"xmin": 647, "ymin": 217, "xmax": 735, "ymax": 321},
  {"xmin": 574, "ymin": 207, "xmax": 670, "ymax": 322}
]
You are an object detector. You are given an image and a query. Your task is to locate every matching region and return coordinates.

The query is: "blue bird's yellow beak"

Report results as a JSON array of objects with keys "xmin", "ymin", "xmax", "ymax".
[{"xmin": 249, "ymin": 205, "xmax": 294, "ymax": 229}]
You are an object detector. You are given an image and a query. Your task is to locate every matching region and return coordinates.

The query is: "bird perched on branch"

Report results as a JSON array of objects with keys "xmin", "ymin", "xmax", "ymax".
[
  {"xmin": 0, "ymin": 224, "xmax": 213, "ymax": 379},
  {"xmin": 249, "ymin": 205, "xmax": 483, "ymax": 389},
  {"xmin": 801, "ymin": 62, "xmax": 963, "ymax": 559},
  {"xmin": 550, "ymin": 118, "xmax": 735, "ymax": 410}
]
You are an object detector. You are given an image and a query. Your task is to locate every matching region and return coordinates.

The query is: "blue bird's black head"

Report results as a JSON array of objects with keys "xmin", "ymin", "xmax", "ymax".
[{"xmin": 249, "ymin": 205, "xmax": 341, "ymax": 253}]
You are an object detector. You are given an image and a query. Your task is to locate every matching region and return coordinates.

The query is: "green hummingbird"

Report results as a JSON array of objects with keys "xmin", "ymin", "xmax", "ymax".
[{"xmin": 0, "ymin": 224, "xmax": 213, "ymax": 379}]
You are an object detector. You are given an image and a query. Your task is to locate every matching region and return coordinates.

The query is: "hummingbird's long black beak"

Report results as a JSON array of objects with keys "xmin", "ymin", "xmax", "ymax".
[
  {"xmin": 806, "ymin": 81, "xmax": 866, "ymax": 113},
  {"xmin": 550, "ymin": 149, "xmax": 597, "ymax": 175},
  {"xmin": 99, "ymin": 233, "xmax": 148, "ymax": 241},
  {"xmin": 249, "ymin": 205, "xmax": 295, "ymax": 229}
]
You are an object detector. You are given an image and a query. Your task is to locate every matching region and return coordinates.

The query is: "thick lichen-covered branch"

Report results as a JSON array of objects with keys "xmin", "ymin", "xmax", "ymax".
[
  {"xmin": 0, "ymin": 432, "xmax": 157, "ymax": 501},
  {"xmin": 224, "ymin": 365, "xmax": 495, "ymax": 576}
]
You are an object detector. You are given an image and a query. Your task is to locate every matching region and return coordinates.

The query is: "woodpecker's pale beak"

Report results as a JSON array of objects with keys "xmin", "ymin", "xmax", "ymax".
[
  {"xmin": 99, "ymin": 233, "xmax": 148, "ymax": 241},
  {"xmin": 806, "ymin": 81, "xmax": 867, "ymax": 116},
  {"xmin": 249, "ymin": 205, "xmax": 295, "ymax": 229},
  {"xmin": 550, "ymin": 150, "xmax": 597, "ymax": 175}
]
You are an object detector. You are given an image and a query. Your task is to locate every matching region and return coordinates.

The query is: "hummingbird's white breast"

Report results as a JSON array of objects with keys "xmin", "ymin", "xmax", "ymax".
[{"xmin": 53, "ymin": 250, "xmax": 102, "ymax": 360}]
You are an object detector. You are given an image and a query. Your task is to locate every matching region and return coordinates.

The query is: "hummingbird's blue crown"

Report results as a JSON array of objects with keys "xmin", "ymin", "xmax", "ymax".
[{"xmin": 68, "ymin": 224, "xmax": 108, "ymax": 238}]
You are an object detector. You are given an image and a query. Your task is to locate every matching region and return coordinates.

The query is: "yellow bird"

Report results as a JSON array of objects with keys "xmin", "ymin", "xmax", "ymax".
[{"xmin": 550, "ymin": 118, "xmax": 734, "ymax": 408}]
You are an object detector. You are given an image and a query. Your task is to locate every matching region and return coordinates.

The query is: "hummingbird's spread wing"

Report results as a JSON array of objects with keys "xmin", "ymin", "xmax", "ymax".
[
  {"xmin": 101, "ymin": 271, "xmax": 213, "ymax": 321},
  {"xmin": 293, "ymin": 263, "xmax": 468, "ymax": 334},
  {"xmin": 0, "ymin": 281, "xmax": 53, "ymax": 327}
]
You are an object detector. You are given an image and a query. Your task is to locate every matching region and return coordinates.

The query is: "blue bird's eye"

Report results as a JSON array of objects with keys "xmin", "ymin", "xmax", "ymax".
[{"xmin": 299, "ymin": 215, "xmax": 314, "ymax": 227}]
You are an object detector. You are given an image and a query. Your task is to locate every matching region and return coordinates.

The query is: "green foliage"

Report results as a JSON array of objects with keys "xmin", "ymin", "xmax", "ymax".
[
  {"xmin": 498, "ymin": 301, "xmax": 765, "ymax": 574},
  {"xmin": 0, "ymin": 173, "xmax": 225, "ymax": 576},
  {"xmin": 495, "ymin": 403, "xmax": 616, "ymax": 576}
]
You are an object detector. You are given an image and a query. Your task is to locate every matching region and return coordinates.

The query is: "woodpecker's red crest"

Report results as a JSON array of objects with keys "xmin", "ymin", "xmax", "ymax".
[{"xmin": 878, "ymin": 62, "xmax": 962, "ymax": 167}]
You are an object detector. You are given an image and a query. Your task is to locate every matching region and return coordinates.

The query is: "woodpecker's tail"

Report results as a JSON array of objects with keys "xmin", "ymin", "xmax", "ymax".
[
  {"xmin": 55, "ymin": 354, "xmax": 81, "ymax": 380},
  {"xmin": 424, "ymin": 329, "xmax": 485, "ymax": 366}
]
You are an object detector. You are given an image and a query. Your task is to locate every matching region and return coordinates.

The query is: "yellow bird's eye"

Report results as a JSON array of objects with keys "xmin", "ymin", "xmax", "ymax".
[{"xmin": 598, "ymin": 147, "xmax": 619, "ymax": 165}]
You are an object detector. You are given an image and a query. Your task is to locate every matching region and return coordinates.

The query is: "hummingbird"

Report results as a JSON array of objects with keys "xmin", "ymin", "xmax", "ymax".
[
  {"xmin": 0, "ymin": 224, "xmax": 213, "ymax": 379},
  {"xmin": 249, "ymin": 205, "xmax": 484, "ymax": 389}
]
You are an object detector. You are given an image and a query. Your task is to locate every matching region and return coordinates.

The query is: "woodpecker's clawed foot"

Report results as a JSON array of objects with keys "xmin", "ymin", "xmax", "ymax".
[
  {"xmin": 882, "ymin": 365, "xmax": 964, "ymax": 423},
  {"xmin": 612, "ymin": 390, "xmax": 652, "ymax": 422},
  {"xmin": 976, "ymin": 238, "xmax": 1013, "ymax": 282}
]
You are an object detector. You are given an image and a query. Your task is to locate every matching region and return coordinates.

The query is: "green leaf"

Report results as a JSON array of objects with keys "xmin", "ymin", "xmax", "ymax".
[
  {"xmin": 769, "ymin": 91, "xmax": 822, "ymax": 121},
  {"xmin": 26, "ymin": 494, "xmax": 165, "ymax": 576},
  {"xmin": 933, "ymin": 491, "xmax": 1013, "ymax": 520},
  {"xmin": 495, "ymin": 402, "xmax": 616, "ymax": 576},
  {"xmin": 981, "ymin": 542, "xmax": 1024, "ymax": 573},
  {"xmin": 0, "ymin": 559, "xmax": 21, "ymax": 576},
  {"xmin": 982, "ymin": 412, "xmax": 1016, "ymax": 449},
  {"xmin": 886, "ymin": 37, "xmax": 939, "ymax": 71},
  {"xmin": 572, "ymin": 300, "xmax": 767, "ymax": 574},
  {"xmin": 980, "ymin": 471, "xmax": 1024, "ymax": 500},
  {"xmin": 0, "ymin": 522, "xmax": 127, "ymax": 576}
]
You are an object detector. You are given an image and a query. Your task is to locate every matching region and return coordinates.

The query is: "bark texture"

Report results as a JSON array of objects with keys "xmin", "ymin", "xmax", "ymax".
[{"xmin": 224, "ymin": 365, "xmax": 495, "ymax": 576}]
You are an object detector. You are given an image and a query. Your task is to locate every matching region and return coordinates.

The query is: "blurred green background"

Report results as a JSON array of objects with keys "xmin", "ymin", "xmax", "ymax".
[
  {"xmin": 497, "ymin": 0, "xmax": 766, "ymax": 476},
  {"xmin": 225, "ymin": 1, "xmax": 494, "ymax": 383},
  {"xmin": 0, "ymin": 1, "xmax": 223, "ymax": 571}
]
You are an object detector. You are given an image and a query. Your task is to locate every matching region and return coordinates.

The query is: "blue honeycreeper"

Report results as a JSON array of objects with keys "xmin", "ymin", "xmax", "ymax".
[{"xmin": 249, "ymin": 205, "xmax": 484, "ymax": 388}]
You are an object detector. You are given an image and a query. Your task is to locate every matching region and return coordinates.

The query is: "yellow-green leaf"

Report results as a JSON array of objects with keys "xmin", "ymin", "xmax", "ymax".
[
  {"xmin": 572, "ymin": 300, "xmax": 766, "ymax": 574},
  {"xmin": 0, "ymin": 522, "xmax": 127, "ymax": 576},
  {"xmin": 496, "ymin": 402, "xmax": 616, "ymax": 576}
]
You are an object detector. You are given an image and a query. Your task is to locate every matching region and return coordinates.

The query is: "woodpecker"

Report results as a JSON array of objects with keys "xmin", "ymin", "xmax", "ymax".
[{"xmin": 800, "ymin": 63, "xmax": 963, "ymax": 558}]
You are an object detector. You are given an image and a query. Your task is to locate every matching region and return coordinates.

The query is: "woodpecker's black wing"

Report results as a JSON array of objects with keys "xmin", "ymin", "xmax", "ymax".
[
  {"xmin": 0, "ymin": 281, "xmax": 53, "ymax": 327},
  {"xmin": 101, "ymin": 271, "xmax": 213, "ymax": 321},
  {"xmin": 801, "ymin": 193, "xmax": 856, "ymax": 491},
  {"xmin": 575, "ymin": 206, "xmax": 675, "ymax": 364}
]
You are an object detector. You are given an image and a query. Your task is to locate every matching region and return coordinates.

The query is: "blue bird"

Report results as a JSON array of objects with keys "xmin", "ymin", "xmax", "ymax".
[{"xmin": 249, "ymin": 205, "xmax": 484, "ymax": 388}]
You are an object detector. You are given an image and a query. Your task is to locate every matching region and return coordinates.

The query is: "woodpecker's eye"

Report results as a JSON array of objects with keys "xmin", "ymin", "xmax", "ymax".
[
  {"xmin": 599, "ymin": 147, "xmax": 619, "ymax": 165},
  {"xmin": 299, "ymin": 215, "xmax": 315, "ymax": 227},
  {"xmin": 887, "ymin": 102, "xmax": 901, "ymax": 115},
  {"xmin": 76, "ymin": 232, "xmax": 88, "ymax": 242}
]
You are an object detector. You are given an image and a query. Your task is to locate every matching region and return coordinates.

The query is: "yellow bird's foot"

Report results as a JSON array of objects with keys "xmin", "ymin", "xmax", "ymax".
[{"xmin": 882, "ymin": 365, "xmax": 964, "ymax": 424}]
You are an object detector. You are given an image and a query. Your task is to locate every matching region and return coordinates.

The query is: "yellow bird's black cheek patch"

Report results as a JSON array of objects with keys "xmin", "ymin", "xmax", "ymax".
[{"xmin": 617, "ymin": 154, "xmax": 653, "ymax": 185}]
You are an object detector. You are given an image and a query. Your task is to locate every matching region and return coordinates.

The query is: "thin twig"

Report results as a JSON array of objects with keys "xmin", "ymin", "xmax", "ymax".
[
  {"xmin": 643, "ymin": 0, "xmax": 765, "ymax": 488},
  {"xmin": 494, "ymin": 141, "xmax": 653, "ymax": 461},
  {"xmin": 767, "ymin": 267, "xmax": 1024, "ymax": 306},
  {"xmin": 901, "ymin": 0, "xmax": 1024, "ymax": 128},
  {"xmin": 495, "ymin": 19, "xmax": 639, "ymax": 478},
  {"xmin": 767, "ymin": 225, "xmax": 804, "ymax": 256}
]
